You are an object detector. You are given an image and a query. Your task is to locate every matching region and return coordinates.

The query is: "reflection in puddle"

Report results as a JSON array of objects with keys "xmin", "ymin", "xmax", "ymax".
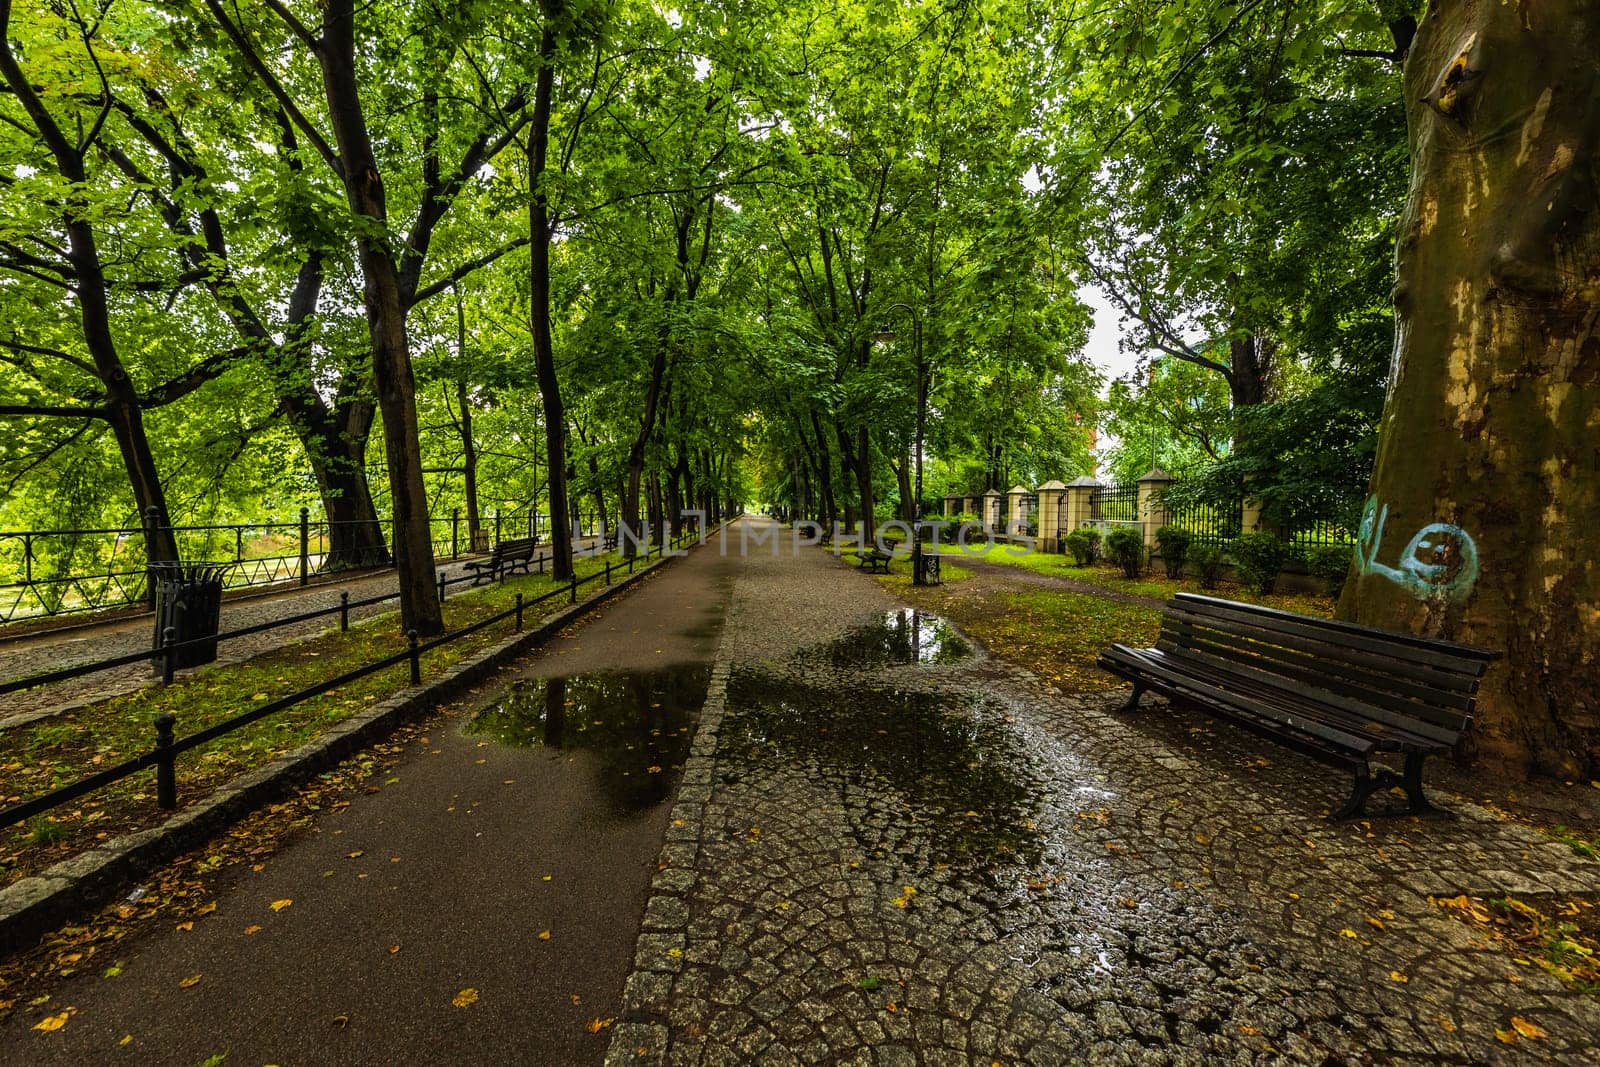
[
  {"xmin": 811, "ymin": 608, "xmax": 974, "ymax": 667},
  {"xmin": 468, "ymin": 665, "xmax": 710, "ymax": 813},
  {"xmin": 722, "ymin": 670, "xmax": 1040, "ymax": 869}
]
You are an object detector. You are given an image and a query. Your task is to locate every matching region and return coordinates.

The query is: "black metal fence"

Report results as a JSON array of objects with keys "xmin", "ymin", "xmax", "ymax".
[
  {"xmin": 0, "ymin": 525, "xmax": 707, "ymax": 831},
  {"xmin": 1089, "ymin": 484, "xmax": 1140, "ymax": 524},
  {"xmin": 1166, "ymin": 496, "xmax": 1244, "ymax": 545},
  {"xmin": 0, "ymin": 505, "xmax": 557, "ymax": 624}
]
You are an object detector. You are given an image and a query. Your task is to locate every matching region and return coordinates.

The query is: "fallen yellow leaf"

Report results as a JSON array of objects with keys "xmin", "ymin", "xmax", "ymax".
[
  {"xmin": 538, "ymin": 930, "xmax": 551, "ymax": 941},
  {"xmin": 452, "ymin": 988, "xmax": 479, "ymax": 1008},
  {"xmin": 33, "ymin": 1012, "xmax": 69, "ymax": 1032},
  {"xmin": 388, "ymin": 945, "xmax": 401, "ymax": 954},
  {"xmin": 1389, "ymin": 971, "xmax": 1409, "ymax": 983},
  {"xmin": 1338, "ymin": 928, "xmax": 1358, "ymax": 939},
  {"xmin": 269, "ymin": 899, "xmax": 292, "ymax": 912},
  {"xmin": 179, "ymin": 975, "xmax": 202, "ymax": 989},
  {"xmin": 1495, "ymin": 1027, "xmax": 1518, "ymax": 1045},
  {"xmin": 586, "ymin": 1017, "xmax": 614, "ymax": 1033},
  {"xmin": 1510, "ymin": 1016, "xmax": 1547, "ymax": 1040},
  {"xmin": 243, "ymin": 925, "xmax": 262, "ymax": 936},
  {"xmin": 175, "ymin": 921, "xmax": 194, "ymax": 932}
]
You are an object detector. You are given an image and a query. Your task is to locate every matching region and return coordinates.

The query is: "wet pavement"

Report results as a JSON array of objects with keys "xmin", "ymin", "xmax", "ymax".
[
  {"xmin": 4, "ymin": 517, "xmax": 1599, "ymax": 1065},
  {"xmin": 0, "ymin": 537, "xmax": 737, "ymax": 1067},
  {"xmin": 610, "ymin": 518, "xmax": 1600, "ymax": 1065}
]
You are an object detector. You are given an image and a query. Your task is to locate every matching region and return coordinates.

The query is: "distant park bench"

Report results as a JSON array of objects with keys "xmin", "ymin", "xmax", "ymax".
[
  {"xmin": 854, "ymin": 548, "xmax": 892, "ymax": 573},
  {"xmin": 1099, "ymin": 593, "xmax": 1498, "ymax": 820},
  {"xmin": 463, "ymin": 537, "xmax": 539, "ymax": 585}
]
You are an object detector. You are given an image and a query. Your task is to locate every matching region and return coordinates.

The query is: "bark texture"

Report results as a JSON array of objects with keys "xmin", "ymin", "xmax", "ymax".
[{"xmin": 1340, "ymin": 0, "xmax": 1600, "ymax": 776}]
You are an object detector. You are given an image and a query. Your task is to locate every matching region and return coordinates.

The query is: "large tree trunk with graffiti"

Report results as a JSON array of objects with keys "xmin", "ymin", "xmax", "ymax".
[{"xmin": 1339, "ymin": 0, "xmax": 1600, "ymax": 777}]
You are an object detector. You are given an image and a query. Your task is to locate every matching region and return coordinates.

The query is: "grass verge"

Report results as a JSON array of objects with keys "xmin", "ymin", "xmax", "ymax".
[{"xmin": 876, "ymin": 569, "xmax": 1161, "ymax": 693}]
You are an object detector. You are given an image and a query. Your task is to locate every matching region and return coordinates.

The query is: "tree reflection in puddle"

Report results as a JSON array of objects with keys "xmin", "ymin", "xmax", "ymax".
[
  {"xmin": 468, "ymin": 664, "xmax": 711, "ymax": 814},
  {"xmin": 807, "ymin": 608, "xmax": 974, "ymax": 668}
]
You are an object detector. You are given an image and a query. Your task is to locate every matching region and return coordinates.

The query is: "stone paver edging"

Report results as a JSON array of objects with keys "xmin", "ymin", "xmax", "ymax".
[
  {"xmin": 606, "ymin": 622, "xmax": 735, "ymax": 1066},
  {"xmin": 0, "ymin": 544, "xmax": 700, "ymax": 957}
]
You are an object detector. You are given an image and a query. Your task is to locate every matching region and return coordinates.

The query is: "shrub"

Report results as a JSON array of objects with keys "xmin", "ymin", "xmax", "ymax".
[
  {"xmin": 1105, "ymin": 528, "xmax": 1145, "ymax": 579},
  {"xmin": 1190, "ymin": 543, "xmax": 1226, "ymax": 589},
  {"xmin": 1154, "ymin": 525, "xmax": 1193, "ymax": 579},
  {"xmin": 1232, "ymin": 533, "xmax": 1289, "ymax": 595},
  {"xmin": 1063, "ymin": 528, "xmax": 1101, "ymax": 566},
  {"xmin": 1306, "ymin": 545, "xmax": 1354, "ymax": 598}
]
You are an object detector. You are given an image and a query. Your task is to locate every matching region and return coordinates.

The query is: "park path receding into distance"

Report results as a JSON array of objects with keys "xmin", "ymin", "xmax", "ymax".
[
  {"xmin": 5, "ymin": 518, "xmax": 1600, "ymax": 1066},
  {"xmin": 0, "ymin": 534, "xmax": 737, "ymax": 1067}
]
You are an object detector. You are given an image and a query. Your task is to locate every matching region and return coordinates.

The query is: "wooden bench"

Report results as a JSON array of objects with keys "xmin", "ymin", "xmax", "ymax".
[
  {"xmin": 463, "ymin": 537, "xmax": 539, "ymax": 585},
  {"xmin": 854, "ymin": 549, "xmax": 892, "ymax": 573},
  {"xmin": 1099, "ymin": 593, "xmax": 1498, "ymax": 820}
]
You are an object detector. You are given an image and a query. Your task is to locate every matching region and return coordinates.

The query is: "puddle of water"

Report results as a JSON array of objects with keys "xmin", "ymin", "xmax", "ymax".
[
  {"xmin": 810, "ymin": 608, "xmax": 974, "ymax": 668},
  {"xmin": 721, "ymin": 670, "xmax": 1040, "ymax": 868},
  {"xmin": 467, "ymin": 664, "xmax": 711, "ymax": 813}
]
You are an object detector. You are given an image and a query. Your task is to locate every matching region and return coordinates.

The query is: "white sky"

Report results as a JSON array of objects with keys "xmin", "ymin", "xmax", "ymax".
[{"xmin": 1079, "ymin": 284, "xmax": 1141, "ymax": 386}]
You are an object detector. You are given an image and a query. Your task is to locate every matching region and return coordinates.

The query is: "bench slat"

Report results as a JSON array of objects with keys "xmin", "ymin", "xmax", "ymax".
[
  {"xmin": 1153, "ymin": 642, "xmax": 1459, "ymax": 749},
  {"xmin": 1101, "ymin": 645, "xmax": 1381, "ymax": 756},
  {"xmin": 1160, "ymin": 619, "xmax": 1477, "ymax": 729},
  {"xmin": 1164, "ymin": 610, "xmax": 1481, "ymax": 696},
  {"xmin": 1171, "ymin": 595, "xmax": 1496, "ymax": 675}
]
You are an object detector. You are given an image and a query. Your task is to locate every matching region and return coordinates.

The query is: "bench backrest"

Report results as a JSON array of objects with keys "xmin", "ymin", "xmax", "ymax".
[
  {"xmin": 1157, "ymin": 593, "xmax": 1498, "ymax": 741},
  {"xmin": 493, "ymin": 537, "xmax": 537, "ymax": 558}
]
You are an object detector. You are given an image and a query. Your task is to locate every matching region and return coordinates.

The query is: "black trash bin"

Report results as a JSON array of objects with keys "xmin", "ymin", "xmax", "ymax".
[
  {"xmin": 912, "ymin": 548, "xmax": 942, "ymax": 586},
  {"xmin": 150, "ymin": 563, "xmax": 228, "ymax": 670}
]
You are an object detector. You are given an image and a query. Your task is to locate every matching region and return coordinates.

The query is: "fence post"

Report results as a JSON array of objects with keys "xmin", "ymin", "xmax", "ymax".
[
  {"xmin": 569, "ymin": 574, "xmax": 577, "ymax": 604},
  {"xmin": 407, "ymin": 629, "xmax": 421, "ymax": 685},
  {"xmin": 515, "ymin": 592, "xmax": 524, "ymax": 631},
  {"xmin": 452, "ymin": 508, "xmax": 460, "ymax": 560},
  {"xmin": 155, "ymin": 713, "xmax": 177, "ymax": 810},
  {"xmin": 494, "ymin": 509, "xmax": 502, "ymax": 545},
  {"xmin": 299, "ymin": 506, "xmax": 310, "ymax": 586},
  {"xmin": 235, "ymin": 527, "xmax": 244, "ymax": 562},
  {"xmin": 162, "ymin": 624, "xmax": 179, "ymax": 686},
  {"xmin": 1063, "ymin": 477, "xmax": 1100, "ymax": 537},
  {"xmin": 1037, "ymin": 481, "xmax": 1068, "ymax": 552},
  {"xmin": 1136, "ymin": 469, "xmax": 1176, "ymax": 553},
  {"xmin": 605, "ymin": 559, "xmax": 611, "ymax": 585},
  {"xmin": 340, "ymin": 591, "xmax": 350, "ymax": 632},
  {"xmin": 438, "ymin": 570, "xmax": 447, "ymax": 605}
]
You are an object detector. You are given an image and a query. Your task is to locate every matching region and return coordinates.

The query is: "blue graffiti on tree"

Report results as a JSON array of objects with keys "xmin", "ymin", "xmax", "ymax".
[{"xmin": 1355, "ymin": 496, "xmax": 1479, "ymax": 602}]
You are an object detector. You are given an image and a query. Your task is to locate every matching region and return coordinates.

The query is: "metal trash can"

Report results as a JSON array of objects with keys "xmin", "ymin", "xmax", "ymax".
[
  {"xmin": 150, "ymin": 563, "xmax": 228, "ymax": 669},
  {"xmin": 912, "ymin": 549, "xmax": 942, "ymax": 586}
]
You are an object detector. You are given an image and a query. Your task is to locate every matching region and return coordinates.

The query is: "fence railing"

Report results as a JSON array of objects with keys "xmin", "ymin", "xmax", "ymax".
[
  {"xmin": 0, "ymin": 506, "xmax": 564, "ymax": 625},
  {"xmin": 1089, "ymin": 484, "xmax": 1140, "ymax": 524},
  {"xmin": 1167, "ymin": 497, "xmax": 1244, "ymax": 545},
  {"xmin": 0, "ymin": 525, "xmax": 708, "ymax": 831}
]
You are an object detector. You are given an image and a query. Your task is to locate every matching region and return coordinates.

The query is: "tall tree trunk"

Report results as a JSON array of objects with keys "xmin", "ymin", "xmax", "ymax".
[
  {"xmin": 808, "ymin": 411, "xmax": 839, "ymax": 529},
  {"xmin": 855, "ymin": 425, "xmax": 876, "ymax": 534},
  {"xmin": 318, "ymin": 0, "xmax": 441, "ymax": 635},
  {"xmin": 1339, "ymin": 0, "xmax": 1600, "ymax": 777},
  {"xmin": 455, "ymin": 294, "xmax": 484, "ymax": 551},
  {"xmin": 282, "ymin": 392, "xmax": 390, "ymax": 568},
  {"xmin": 893, "ymin": 452, "xmax": 914, "ymax": 524},
  {"xmin": 527, "ymin": 22, "xmax": 573, "ymax": 579},
  {"xmin": 0, "ymin": 6, "xmax": 179, "ymax": 566}
]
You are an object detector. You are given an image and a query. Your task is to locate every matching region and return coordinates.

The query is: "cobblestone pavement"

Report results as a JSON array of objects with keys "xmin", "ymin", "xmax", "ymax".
[
  {"xmin": 0, "ymin": 548, "xmax": 586, "ymax": 731},
  {"xmin": 610, "ymin": 519, "xmax": 1600, "ymax": 1065}
]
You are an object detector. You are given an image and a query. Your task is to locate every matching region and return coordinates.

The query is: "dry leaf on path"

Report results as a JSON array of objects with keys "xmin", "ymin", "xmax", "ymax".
[
  {"xmin": 452, "ymin": 988, "xmax": 479, "ymax": 1008},
  {"xmin": 33, "ymin": 1012, "xmax": 69, "ymax": 1032},
  {"xmin": 269, "ymin": 899, "xmax": 292, "ymax": 912}
]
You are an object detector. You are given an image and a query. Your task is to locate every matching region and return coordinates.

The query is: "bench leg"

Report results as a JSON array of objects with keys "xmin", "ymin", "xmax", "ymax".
[
  {"xmin": 1118, "ymin": 684, "xmax": 1146, "ymax": 713},
  {"xmin": 1330, "ymin": 762, "xmax": 1385, "ymax": 820},
  {"xmin": 1400, "ymin": 752, "xmax": 1454, "ymax": 819}
]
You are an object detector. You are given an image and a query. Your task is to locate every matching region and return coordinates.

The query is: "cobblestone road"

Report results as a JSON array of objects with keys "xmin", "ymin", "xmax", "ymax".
[
  {"xmin": 611, "ymin": 518, "xmax": 1600, "ymax": 1065},
  {"xmin": 0, "ymin": 547, "xmax": 583, "ymax": 731}
]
